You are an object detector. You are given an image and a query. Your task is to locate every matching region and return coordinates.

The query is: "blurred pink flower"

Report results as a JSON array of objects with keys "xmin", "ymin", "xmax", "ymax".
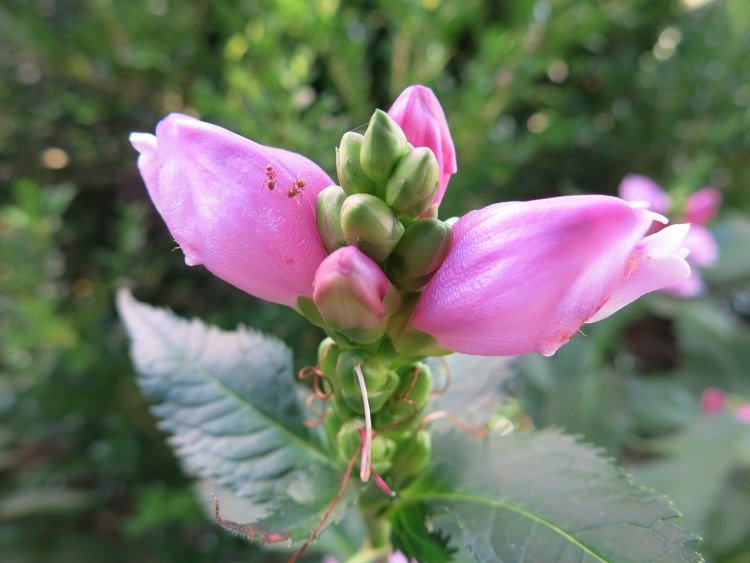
[
  {"xmin": 700, "ymin": 387, "xmax": 727, "ymax": 414},
  {"xmin": 736, "ymin": 403, "xmax": 750, "ymax": 423},
  {"xmin": 388, "ymin": 85, "xmax": 457, "ymax": 210},
  {"xmin": 412, "ymin": 196, "xmax": 691, "ymax": 356},
  {"xmin": 618, "ymin": 174, "xmax": 721, "ymax": 297}
]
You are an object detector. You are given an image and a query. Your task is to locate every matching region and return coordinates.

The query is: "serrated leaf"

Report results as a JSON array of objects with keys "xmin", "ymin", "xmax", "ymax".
[
  {"xmin": 395, "ymin": 429, "xmax": 701, "ymax": 562},
  {"xmin": 117, "ymin": 290, "xmax": 353, "ymax": 544},
  {"xmin": 630, "ymin": 414, "xmax": 750, "ymax": 543},
  {"xmin": 390, "ymin": 504, "xmax": 455, "ymax": 563}
]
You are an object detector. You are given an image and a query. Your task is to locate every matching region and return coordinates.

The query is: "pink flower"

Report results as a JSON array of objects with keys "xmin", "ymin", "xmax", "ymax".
[
  {"xmin": 618, "ymin": 175, "xmax": 721, "ymax": 297},
  {"xmin": 388, "ymin": 85, "xmax": 457, "ymax": 209},
  {"xmin": 736, "ymin": 403, "xmax": 750, "ymax": 423},
  {"xmin": 130, "ymin": 113, "xmax": 333, "ymax": 307},
  {"xmin": 411, "ymin": 196, "xmax": 691, "ymax": 356},
  {"xmin": 683, "ymin": 187, "xmax": 721, "ymax": 225},
  {"xmin": 618, "ymin": 174, "xmax": 672, "ymax": 216},
  {"xmin": 700, "ymin": 387, "xmax": 726, "ymax": 414}
]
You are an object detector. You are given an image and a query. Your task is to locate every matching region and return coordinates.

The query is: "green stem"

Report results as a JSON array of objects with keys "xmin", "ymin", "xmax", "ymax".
[{"xmin": 364, "ymin": 512, "xmax": 391, "ymax": 549}]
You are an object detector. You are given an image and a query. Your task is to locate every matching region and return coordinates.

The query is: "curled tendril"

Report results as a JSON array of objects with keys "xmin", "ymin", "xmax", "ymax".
[
  {"xmin": 297, "ymin": 344, "xmax": 336, "ymax": 426},
  {"xmin": 302, "ymin": 393, "xmax": 329, "ymax": 428},
  {"xmin": 431, "ymin": 357, "xmax": 452, "ymax": 395},
  {"xmin": 416, "ymin": 410, "xmax": 488, "ymax": 438}
]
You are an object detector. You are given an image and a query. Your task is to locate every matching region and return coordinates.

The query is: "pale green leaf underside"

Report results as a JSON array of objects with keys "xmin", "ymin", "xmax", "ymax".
[
  {"xmin": 400, "ymin": 430, "xmax": 701, "ymax": 562},
  {"xmin": 117, "ymin": 290, "xmax": 351, "ymax": 543},
  {"xmin": 429, "ymin": 354, "xmax": 514, "ymax": 424}
]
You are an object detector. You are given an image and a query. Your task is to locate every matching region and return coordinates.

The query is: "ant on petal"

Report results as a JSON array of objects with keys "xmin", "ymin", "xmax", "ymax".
[
  {"xmin": 287, "ymin": 177, "xmax": 306, "ymax": 199},
  {"xmin": 263, "ymin": 165, "xmax": 277, "ymax": 191}
]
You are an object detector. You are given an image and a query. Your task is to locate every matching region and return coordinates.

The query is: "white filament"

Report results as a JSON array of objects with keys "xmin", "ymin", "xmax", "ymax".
[{"xmin": 354, "ymin": 363, "xmax": 372, "ymax": 482}]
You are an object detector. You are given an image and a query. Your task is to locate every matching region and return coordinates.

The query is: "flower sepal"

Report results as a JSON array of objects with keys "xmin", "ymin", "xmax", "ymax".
[
  {"xmin": 360, "ymin": 110, "xmax": 410, "ymax": 193},
  {"xmin": 336, "ymin": 350, "xmax": 401, "ymax": 414},
  {"xmin": 316, "ymin": 185, "xmax": 347, "ymax": 253},
  {"xmin": 385, "ymin": 218, "xmax": 453, "ymax": 292},
  {"xmin": 336, "ymin": 132, "xmax": 378, "ymax": 196},
  {"xmin": 341, "ymin": 194, "xmax": 405, "ymax": 262},
  {"xmin": 385, "ymin": 147, "xmax": 440, "ymax": 219}
]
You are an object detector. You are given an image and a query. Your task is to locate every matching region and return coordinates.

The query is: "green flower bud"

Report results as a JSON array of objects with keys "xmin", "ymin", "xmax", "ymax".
[
  {"xmin": 336, "ymin": 418, "xmax": 396, "ymax": 473},
  {"xmin": 336, "ymin": 418, "xmax": 363, "ymax": 460},
  {"xmin": 385, "ymin": 147, "xmax": 440, "ymax": 219},
  {"xmin": 360, "ymin": 110, "xmax": 409, "ymax": 191},
  {"xmin": 336, "ymin": 350, "xmax": 400, "ymax": 414},
  {"xmin": 341, "ymin": 193, "xmax": 405, "ymax": 262},
  {"xmin": 336, "ymin": 132, "xmax": 378, "ymax": 196},
  {"xmin": 386, "ymin": 295, "xmax": 451, "ymax": 358},
  {"xmin": 386, "ymin": 363, "xmax": 432, "ymax": 419},
  {"xmin": 390, "ymin": 430, "xmax": 431, "ymax": 482},
  {"xmin": 385, "ymin": 219, "xmax": 453, "ymax": 292},
  {"xmin": 316, "ymin": 185, "xmax": 347, "ymax": 253}
]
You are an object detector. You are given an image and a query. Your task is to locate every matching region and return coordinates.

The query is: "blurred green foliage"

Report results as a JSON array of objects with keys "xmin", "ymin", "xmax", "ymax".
[{"xmin": 1, "ymin": 0, "xmax": 749, "ymax": 560}]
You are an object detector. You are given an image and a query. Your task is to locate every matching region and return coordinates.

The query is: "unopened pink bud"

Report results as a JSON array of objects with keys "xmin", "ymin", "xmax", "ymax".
[
  {"xmin": 412, "ymin": 196, "xmax": 691, "ymax": 357},
  {"xmin": 129, "ymin": 114, "xmax": 332, "ymax": 306},
  {"xmin": 313, "ymin": 246, "xmax": 400, "ymax": 342},
  {"xmin": 388, "ymin": 85, "xmax": 456, "ymax": 210}
]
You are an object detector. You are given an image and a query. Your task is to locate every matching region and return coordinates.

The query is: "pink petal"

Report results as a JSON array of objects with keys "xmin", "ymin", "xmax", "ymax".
[
  {"xmin": 618, "ymin": 174, "xmax": 672, "ymax": 215},
  {"xmin": 412, "ymin": 195, "xmax": 657, "ymax": 356},
  {"xmin": 388, "ymin": 85, "xmax": 457, "ymax": 209},
  {"xmin": 682, "ymin": 223, "xmax": 719, "ymax": 267},
  {"xmin": 130, "ymin": 113, "xmax": 332, "ymax": 306},
  {"xmin": 663, "ymin": 271, "xmax": 705, "ymax": 297},
  {"xmin": 588, "ymin": 224, "xmax": 691, "ymax": 321},
  {"xmin": 683, "ymin": 187, "xmax": 721, "ymax": 224}
]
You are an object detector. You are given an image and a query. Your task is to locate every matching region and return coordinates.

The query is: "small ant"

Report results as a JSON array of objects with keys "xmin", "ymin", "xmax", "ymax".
[
  {"xmin": 287, "ymin": 177, "xmax": 306, "ymax": 199},
  {"xmin": 263, "ymin": 165, "xmax": 277, "ymax": 191}
]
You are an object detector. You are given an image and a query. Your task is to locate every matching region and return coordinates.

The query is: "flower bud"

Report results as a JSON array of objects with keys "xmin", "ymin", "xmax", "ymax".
[
  {"xmin": 360, "ymin": 110, "xmax": 409, "ymax": 191},
  {"xmin": 313, "ymin": 246, "xmax": 401, "ymax": 343},
  {"xmin": 337, "ymin": 419, "xmax": 396, "ymax": 473},
  {"xmin": 388, "ymin": 85, "xmax": 457, "ymax": 210},
  {"xmin": 336, "ymin": 132, "xmax": 378, "ymax": 196},
  {"xmin": 316, "ymin": 185, "xmax": 347, "ymax": 253},
  {"xmin": 385, "ymin": 219, "xmax": 453, "ymax": 292},
  {"xmin": 341, "ymin": 194, "xmax": 405, "ymax": 262},
  {"xmin": 385, "ymin": 147, "xmax": 440, "ymax": 219},
  {"xmin": 336, "ymin": 350, "xmax": 400, "ymax": 414},
  {"xmin": 390, "ymin": 430, "xmax": 431, "ymax": 482},
  {"xmin": 377, "ymin": 363, "xmax": 432, "ymax": 426}
]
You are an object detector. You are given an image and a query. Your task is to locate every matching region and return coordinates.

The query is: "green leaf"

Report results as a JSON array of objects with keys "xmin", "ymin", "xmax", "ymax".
[
  {"xmin": 117, "ymin": 290, "xmax": 353, "ymax": 545},
  {"xmin": 630, "ymin": 414, "xmax": 750, "ymax": 546},
  {"xmin": 390, "ymin": 504, "xmax": 455, "ymax": 563},
  {"xmin": 395, "ymin": 429, "xmax": 701, "ymax": 562}
]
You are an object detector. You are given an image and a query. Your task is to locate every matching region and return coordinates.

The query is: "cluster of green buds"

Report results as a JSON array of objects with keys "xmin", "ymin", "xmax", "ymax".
[
  {"xmin": 318, "ymin": 339, "xmax": 433, "ymax": 485},
  {"xmin": 300, "ymin": 110, "xmax": 456, "ymax": 490}
]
